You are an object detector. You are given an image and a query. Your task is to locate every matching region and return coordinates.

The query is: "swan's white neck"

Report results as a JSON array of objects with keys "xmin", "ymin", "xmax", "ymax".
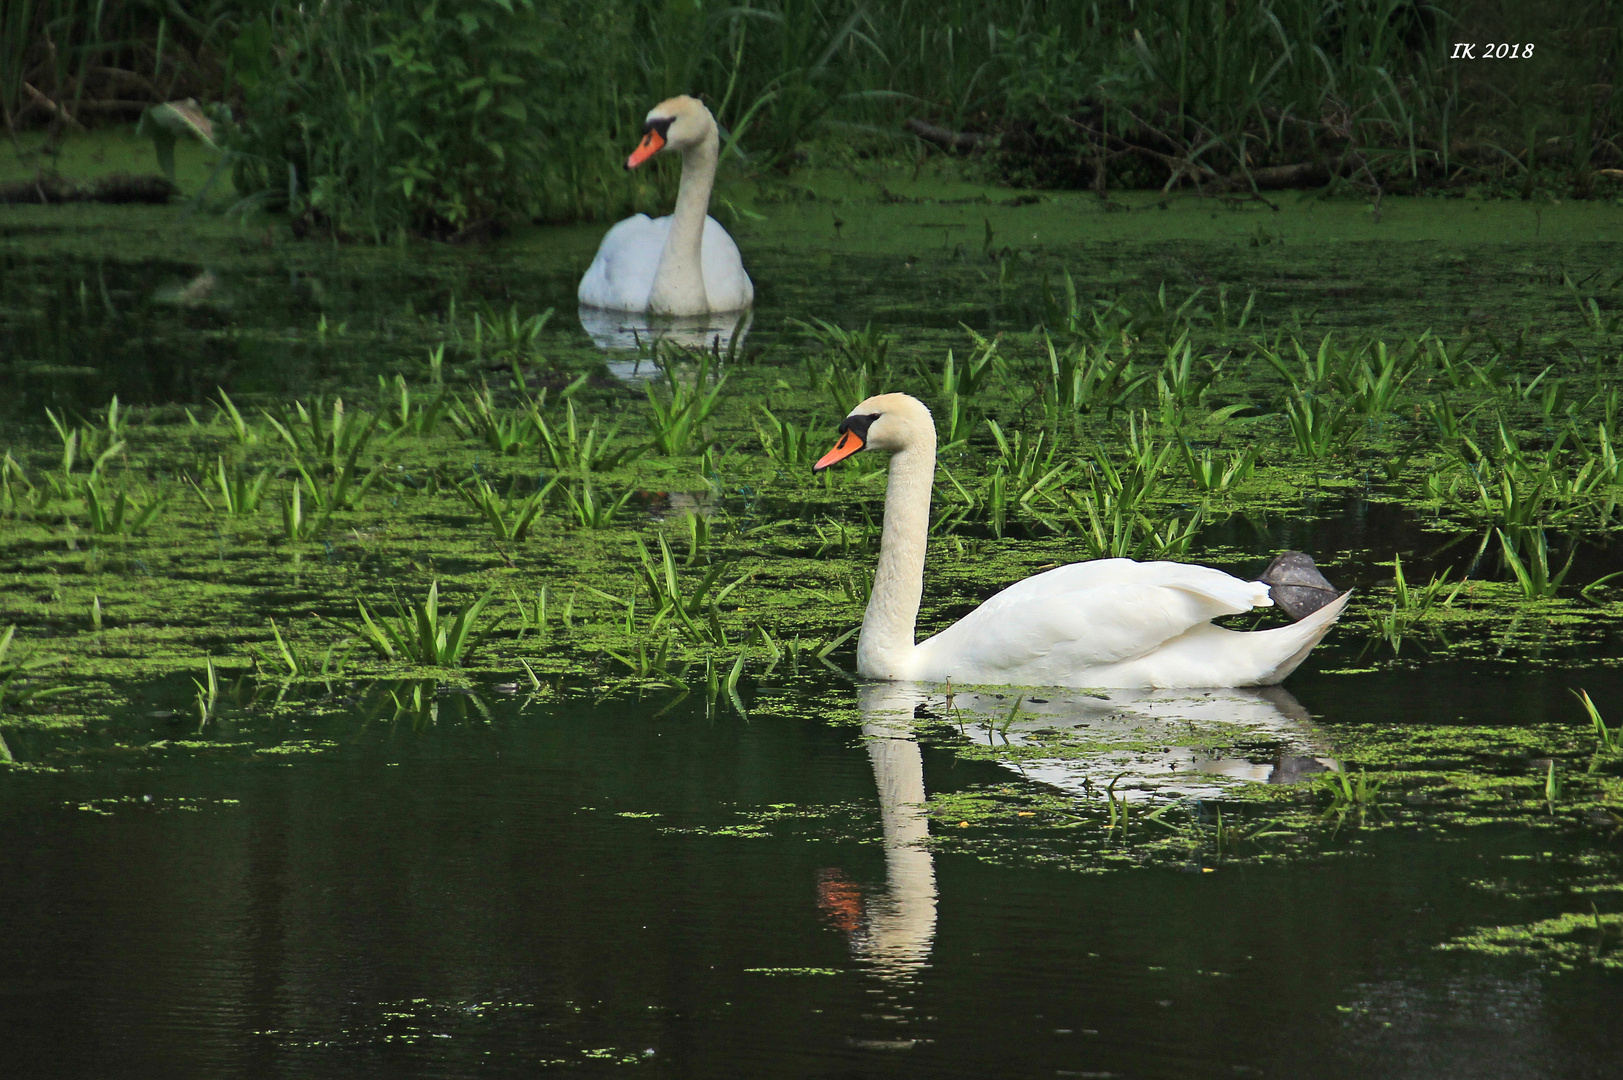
[
  {"xmin": 858, "ymin": 435, "xmax": 935, "ymax": 679},
  {"xmin": 648, "ymin": 127, "xmax": 718, "ymax": 315}
]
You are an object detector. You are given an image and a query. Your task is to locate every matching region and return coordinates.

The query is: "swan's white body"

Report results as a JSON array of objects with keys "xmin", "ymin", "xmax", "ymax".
[
  {"xmin": 817, "ymin": 394, "xmax": 1348, "ymax": 689},
  {"xmin": 578, "ymin": 213, "xmax": 752, "ymax": 313},
  {"xmin": 578, "ymin": 96, "xmax": 753, "ymax": 316}
]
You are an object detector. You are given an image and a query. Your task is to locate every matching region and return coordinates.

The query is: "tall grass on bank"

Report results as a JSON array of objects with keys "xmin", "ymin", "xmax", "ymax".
[
  {"xmin": 980, "ymin": 0, "xmax": 1623, "ymax": 194},
  {"xmin": 2, "ymin": 0, "xmax": 238, "ymax": 136},
  {"xmin": 222, "ymin": 0, "xmax": 883, "ymax": 236},
  {"xmin": 225, "ymin": 1, "xmax": 618, "ymax": 237},
  {"xmin": 9, "ymin": 1, "xmax": 1623, "ymax": 234}
]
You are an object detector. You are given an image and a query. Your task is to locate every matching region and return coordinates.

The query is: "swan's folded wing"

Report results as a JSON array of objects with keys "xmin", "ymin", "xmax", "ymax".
[
  {"xmin": 577, "ymin": 214, "xmax": 668, "ymax": 310},
  {"xmin": 989, "ymin": 558, "xmax": 1268, "ymax": 611},
  {"xmin": 914, "ymin": 562, "xmax": 1272, "ymax": 680}
]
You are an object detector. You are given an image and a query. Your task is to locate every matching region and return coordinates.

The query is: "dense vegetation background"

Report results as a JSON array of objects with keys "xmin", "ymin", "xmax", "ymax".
[{"xmin": 4, "ymin": 0, "xmax": 1621, "ymax": 236}]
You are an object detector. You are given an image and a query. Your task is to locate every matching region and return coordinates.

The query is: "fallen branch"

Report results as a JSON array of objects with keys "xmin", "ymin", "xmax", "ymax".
[
  {"xmin": 0, "ymin": 173, "xmax": 176, "ymax": 204},
  {"xmin": 22, "ymin": 83, "xmax": 86, "ymax": 131},
  {"xmin": 1230, "ymin": 158, "xmax": 1342, "ymax": 189},
  {"xmin": 75, "ymin": 101, "xmax": 154, "ymax": 116},
  {"xmin": 905, "ymin": 118, "xmax": 986, "ymax": 153}
]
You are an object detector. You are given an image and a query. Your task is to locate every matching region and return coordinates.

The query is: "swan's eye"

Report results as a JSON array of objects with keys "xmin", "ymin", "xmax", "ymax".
[
  {"xmin": 641, "ymin": 117, "xmax": 674, "ymax": 140},
  {"xmin": 840, "ymin": 413, "xmax": 881, "ymax": 440}
]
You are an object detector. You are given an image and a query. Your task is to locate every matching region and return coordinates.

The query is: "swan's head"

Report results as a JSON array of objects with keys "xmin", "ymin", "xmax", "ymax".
[
  {"xmin": 814, "ymin": 393, "xmax": 935, "ymax": 471},
  {"xmin": 626, "ymin": 96, "xmax": 716, "ymax": 169}
]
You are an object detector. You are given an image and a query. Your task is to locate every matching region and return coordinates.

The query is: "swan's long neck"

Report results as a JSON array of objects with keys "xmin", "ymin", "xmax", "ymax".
[
  {"xmin": 648, "ymin": 127, "xmax": 718, "ymax": 315},
  {"xmin": 858, "ymin": 435, "xmax": 935, "ymax": 679}
]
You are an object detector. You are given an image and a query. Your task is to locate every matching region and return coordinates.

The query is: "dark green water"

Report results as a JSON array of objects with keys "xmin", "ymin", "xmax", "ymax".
[
  {"xmin": 3, "ymin": 199, "xmax": 1623, "ymax": 1077},
  {"xmin": 3, "ymin": 666, "xmax": 1621, "ymax": 1078}
]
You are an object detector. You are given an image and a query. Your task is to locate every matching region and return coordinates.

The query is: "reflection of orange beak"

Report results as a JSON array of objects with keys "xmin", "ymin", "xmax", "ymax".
[
  {"xmin": 626, "ymin": 129, "xmax": 665, "ymax": 169},
  {"xmin": 816, "ymin": 868, "xmax": 864, "ymax": 935},
  {"xmin": 814, "ymin": 430, "xmax": 864, "ymax": 471}
]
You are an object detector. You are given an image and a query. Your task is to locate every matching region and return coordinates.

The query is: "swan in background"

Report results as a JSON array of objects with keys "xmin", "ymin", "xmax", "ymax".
[
  {"xmin": 813, "ymin": 393, "xmax": 1349, "ymax": 688},
  {"xmin": 577, "ymin": 96, "xmax": 753, "ymax": 317}
]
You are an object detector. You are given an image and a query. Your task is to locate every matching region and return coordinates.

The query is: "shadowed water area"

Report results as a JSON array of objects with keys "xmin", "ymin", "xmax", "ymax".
[{"xmin": 3, "ymin": 187, "xmax": 1622, "ymax": 1076}]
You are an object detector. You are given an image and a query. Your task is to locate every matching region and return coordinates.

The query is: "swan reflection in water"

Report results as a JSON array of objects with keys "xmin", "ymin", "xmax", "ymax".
[
  {"xmin": 821, "ymin": 681, "xmax": 1340, "ymax": 982},
  {"xmin": 947, "ymin": 682, "xmax": 1340, "ymax": 801},
  {"xmin": 577, "ymin": 306, "xmax": 751, "ymax": 376},
  {"xmin": 816, "ymin": 684, "xmax": 940, "ymax": 982}
]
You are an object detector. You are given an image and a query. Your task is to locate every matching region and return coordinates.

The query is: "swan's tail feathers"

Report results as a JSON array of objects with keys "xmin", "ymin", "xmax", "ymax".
[{"xmin": 1257, "ymin": 589, "xmax": 1352, "ymax": 685}]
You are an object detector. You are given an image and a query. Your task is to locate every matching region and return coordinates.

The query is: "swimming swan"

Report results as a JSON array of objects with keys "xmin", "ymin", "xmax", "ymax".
[
  {"xmin": 813, "ymin": 393, "xmax": 1349, "ymax": 688},
  {"xmin": 577, "ymin": 96, "xmax": 753, "ymax": 316}
]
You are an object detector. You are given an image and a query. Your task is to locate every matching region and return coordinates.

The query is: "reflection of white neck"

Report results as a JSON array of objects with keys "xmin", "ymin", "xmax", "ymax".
[
  {"xmin": 859, "ymin": 436, "xmax": 935, "ymax": 680},
  {"xmin": 648, "ymin": 127, "xmax": 718, "ymax": 316},
  {"xmin": 858, "ymin": 685, "xmax": 937, "ymax": 977}
]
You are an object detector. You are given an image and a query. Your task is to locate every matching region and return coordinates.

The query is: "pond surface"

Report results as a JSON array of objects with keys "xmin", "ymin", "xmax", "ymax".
[
  {"xmin": 7, "ymin": 188, "xmax": 1623, "ymax": 422},
  {"xmin": 4, "ymin": 664, "xmax": 1621, "ymax": 1079},
  {"xmin": 3, "ymin": 190, "xmax": 1623, "ymax": 1076}
]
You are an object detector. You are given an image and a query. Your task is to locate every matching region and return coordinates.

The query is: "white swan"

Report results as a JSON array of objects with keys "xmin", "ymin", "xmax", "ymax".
[
  {"xmin": 813, "ymin": 393, "xmax": 1350, "ymax": 688},
  {"xmin": 577, "ymin": 96, "xmax": 753, "ymax": 316}
]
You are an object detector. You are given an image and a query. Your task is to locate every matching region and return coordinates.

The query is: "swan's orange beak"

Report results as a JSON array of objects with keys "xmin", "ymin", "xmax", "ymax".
[
  {"xmin": 626, "ymin": 129, "xmax": 665, "ymax": 170},
  {"xmin": 814, "ymin": 430, "xmax": 864, "ymax": 471}
]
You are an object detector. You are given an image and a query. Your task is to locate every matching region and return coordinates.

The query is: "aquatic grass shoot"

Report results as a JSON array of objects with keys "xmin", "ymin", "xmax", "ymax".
[
  {"xmin": 537, "ymin": 401, "xmax": 643, "ymax": 473},
  {"xmin": 755, "ymin": 406, "xmax": 818, "ymax": 467},
  {"xmin": 82, "ymin": 480, "xmax": 170, "ymax": 535},
  {"xmin": 353, "ymin": 582, "xmax": 499, "ymax": 667},
  {"xmin": 1284, "ymin": 392, "xmax": 1353, "ymax": 460},
  {"xmin": 46, "ymin": 398, "xmax": 125, "ymax": 475},
  {"xmin": 1319, "ymin": 769, "xmax": 1385, "ymax": 826},
  {"xmin": 605, "ymin": 635, "xmax": 689, "ymax": 690},
  {"xmin": 0, "ymin": 626, "xmax": 69, "ymax": 713},
  {"xmin": 0, "ymin": 453, "xmax": 44, "ymax": 518},
  {"xmin": 1174, "ymin": 806, "xmax": 1295, "ymax": 857},
  {"xmin": 380, "ymin": 375, "xmax": 453, "ymax": 437},
  {"xmin": 978, "ymin": 420, "xmax": 1073, "ymax": 536},
  {"xmin": 1337, "ymin": 341, "xmax": 1418, "ymax": 418},
  {"xmin": 1179, "ymin": 442, "xmax": 1256, "ymax": 495},
  {"xmin": 280, "ymin": 483, "xmax": 319, "ymax": 540},
  {"xmin": 1062, "ymin": 487, "xmax": 1201, "ymax": 561},
  {"xmin": 1040, "ymin": 334, "xmax": 1150, "ymax": 424},
  {"xmin": 1104, "ymin": 773, "xmax": 1131, "ymax": 834},
  {"xmin": 455, "ymin": 477, "xmax": 554, "ymax": 541},
  {"xmin": 645, "ymin": 349, "xmax": 728, "ymax": 457},
  {"xmin": 558, "ymin": 479, "xmax": 635, "ymax": 529},
  {"xmin": 451, "ymin": 389, "xmax": 543, "ymax": 457},
  {"xmin": 798, "ymin": 318, "xmax": 899, "ymax": 415},
  {"xmin": 467, "ymin": 302, "xmax": 554, "ymax": 367},
  {"xmin": 1495, "ymin": 529, "xmax": 1575, "ymax": 599},
  {"xmin": 701, "ymin": 649, "xmax": 751, "ymax": 718},
  {"xmin": 261, "ymin": 399, "xmax": 387, "ymax": 514},
  {"xmin": 264, "ymin": 619, "xmax": 352, "ymax": 680},
  {"xmin": 635, "ymin": 533, "xmax": 749, "ymax": 644},
  {"xmin": 192, "ymin": 457, "xmax": 271, "ymax": 518},
  {"xmin": 511, "ymin": 586, "xmax": 556, "ymax": 642},
  {"xmin": 264, "ymin": 396, "xmax": 384, "ymax": 474},
  {"xmin": 1367, "ymin": 553, "xmax": 1464, "ymax": 649},
  {"xmin": 1574, "ymin": 690, "xmax": 1621, "ymax": 756},
  {"xmin": 1153, "ymin": 332, "xmax": 1224, "ymax": 415},
  {"xmin": 192, "ymin": 658, "xmax": 219, "ymax": 730}
]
